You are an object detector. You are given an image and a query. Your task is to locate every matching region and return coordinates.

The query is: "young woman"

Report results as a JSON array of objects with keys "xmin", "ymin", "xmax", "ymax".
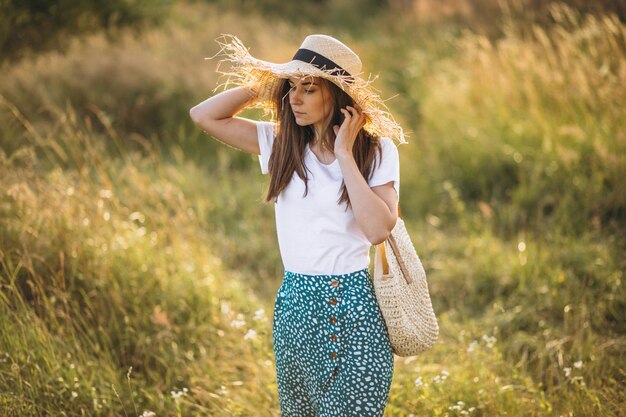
[{"xmin": 190, "ymin": 34, "xmax": 405, "ymax": 417}]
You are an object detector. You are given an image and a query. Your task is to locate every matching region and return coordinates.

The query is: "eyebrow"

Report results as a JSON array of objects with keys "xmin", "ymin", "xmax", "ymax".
[{"xmin": 288, "ymin": 79, "xmax": 318, "ymax": 86}]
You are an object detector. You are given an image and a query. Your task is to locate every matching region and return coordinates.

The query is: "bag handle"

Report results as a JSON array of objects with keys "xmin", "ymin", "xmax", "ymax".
[
  {"xmin": 377, "ymin": 205, "xmax": 401, "ymax": 276},
  {"xmin": 376, "ymin": 205, "xmax": 412, "ymax": 284},
  {"xmin": 379, "ymin": 238, "xmax": 390, "ymax": 275}
]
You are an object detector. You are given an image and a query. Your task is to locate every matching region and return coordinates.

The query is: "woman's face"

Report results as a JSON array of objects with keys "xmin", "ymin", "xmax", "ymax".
[{"xmin": 287, "ymin": 76, "xmax": 333, "ymax": 129}]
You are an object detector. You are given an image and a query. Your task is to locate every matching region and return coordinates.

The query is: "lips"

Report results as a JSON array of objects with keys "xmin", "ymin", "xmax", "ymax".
[{"xmin": 293, "ymin": 111, "xmax": 305, "ymax": 116}]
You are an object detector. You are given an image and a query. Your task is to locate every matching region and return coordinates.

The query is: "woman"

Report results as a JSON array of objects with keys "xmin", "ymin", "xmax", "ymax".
[{"xmin": 190, "ymin": 34, "xmax": 404, "ymax": 417}]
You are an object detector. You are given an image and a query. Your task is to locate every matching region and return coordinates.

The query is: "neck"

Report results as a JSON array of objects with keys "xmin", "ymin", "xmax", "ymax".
[
  {"xmin": 312, "ymin": 124, "xmax": 333, "ymax": 147},
  {"xmin": 311, "ymin": 135, "xmax": 333, "ymax": 148}
]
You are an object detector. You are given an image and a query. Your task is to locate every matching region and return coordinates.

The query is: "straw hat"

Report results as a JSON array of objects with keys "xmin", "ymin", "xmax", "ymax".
[{"xmin": 211, "ymin": 34, "xmax": 406, "ymax": 143}]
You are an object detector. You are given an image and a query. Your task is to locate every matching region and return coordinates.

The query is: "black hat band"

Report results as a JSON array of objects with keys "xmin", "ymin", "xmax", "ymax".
[{"xmin": 292, "ymin": 48, "xmax": 352, "ymax": 79}]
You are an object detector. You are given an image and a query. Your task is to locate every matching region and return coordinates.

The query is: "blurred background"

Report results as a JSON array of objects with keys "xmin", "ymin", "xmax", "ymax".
[{"xmin": 0, "ymin": 0, "xmax": 624, "ymax": 415}]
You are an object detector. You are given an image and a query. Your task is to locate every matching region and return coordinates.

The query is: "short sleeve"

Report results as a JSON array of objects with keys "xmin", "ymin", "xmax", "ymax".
[
  {"xmin": 368, "ymin": 137, "xmax": 400, "ymax": 197},
  {"xmin": 256, "ymin": 121, "xmax": 277, "ymax": 175}
]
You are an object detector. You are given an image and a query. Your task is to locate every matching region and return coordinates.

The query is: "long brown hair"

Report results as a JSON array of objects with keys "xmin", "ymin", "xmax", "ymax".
[{"xmin": 264, "ymin": 77, "xmax": 382, "ymax": 210}]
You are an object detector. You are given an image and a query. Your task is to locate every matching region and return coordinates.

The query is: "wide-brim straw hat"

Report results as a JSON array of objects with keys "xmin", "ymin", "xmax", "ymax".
[{"xmin": 210, "ymin": 34, "xmax": 406, "ymax": 143}]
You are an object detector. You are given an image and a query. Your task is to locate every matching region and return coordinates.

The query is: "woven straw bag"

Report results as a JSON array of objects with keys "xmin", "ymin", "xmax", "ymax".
[{"xmin": 373, "ymin": 211, "xmax": 439, "ymax": 356}]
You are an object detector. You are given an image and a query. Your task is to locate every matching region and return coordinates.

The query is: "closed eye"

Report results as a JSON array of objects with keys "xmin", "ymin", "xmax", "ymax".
[{"xmin": 288, "ymin": 84, "xmax": 316, "ymax": 94}]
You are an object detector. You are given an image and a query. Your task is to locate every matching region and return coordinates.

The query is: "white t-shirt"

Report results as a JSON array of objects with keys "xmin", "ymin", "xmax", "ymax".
[{"xmin": 256, "ymin": 121, "xmax": 400, "ymax": 276}]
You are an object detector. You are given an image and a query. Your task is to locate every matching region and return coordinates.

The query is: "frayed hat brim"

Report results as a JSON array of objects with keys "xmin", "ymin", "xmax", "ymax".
[{"xmin": 209, "ymin": 34, "xmax": 406, "ymax": 144}]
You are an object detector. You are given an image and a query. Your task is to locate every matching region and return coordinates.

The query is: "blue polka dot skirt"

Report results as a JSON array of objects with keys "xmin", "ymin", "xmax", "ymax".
[{"xmin": 272, "ymin": 267, "xmax": 394, "ymax": 416}]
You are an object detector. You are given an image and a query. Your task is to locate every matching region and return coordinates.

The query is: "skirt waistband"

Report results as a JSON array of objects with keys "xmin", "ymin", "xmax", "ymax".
[{"xmin": 282, "ymin": 267, "xmax": 370, "ymax": 283}]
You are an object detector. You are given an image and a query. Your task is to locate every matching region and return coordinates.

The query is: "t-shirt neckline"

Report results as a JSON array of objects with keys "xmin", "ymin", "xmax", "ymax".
[{"xmin": 306, "ymin": 143, "xmax": 338, "ymax": 167}]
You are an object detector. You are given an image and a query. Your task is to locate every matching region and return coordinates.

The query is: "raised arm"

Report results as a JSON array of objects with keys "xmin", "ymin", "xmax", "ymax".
[{"xmin": 189, "ymin": 86, "xmax": 260, "ymax": 155}]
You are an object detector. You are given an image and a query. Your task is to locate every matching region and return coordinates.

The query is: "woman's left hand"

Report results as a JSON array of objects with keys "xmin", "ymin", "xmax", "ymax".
[{"xmin": 333, "ymin": 105, "xmax": 366, "ymax": 160}]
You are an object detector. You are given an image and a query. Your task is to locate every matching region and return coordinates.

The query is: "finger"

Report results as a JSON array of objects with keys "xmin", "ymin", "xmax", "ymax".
[
  {"xmin": 354, "ymin": 116, "xmax": 365, "ymax": 131},
  {"xmin": 344, "ymin": 107, "xmax": 356, "ymax": 118},
  {"xmin": 354, "ymin": 114, "xmax": 364, "ymax": 127},
  {"xmin": 347, "ymin": 107, "xmax": 362, "ymax": 127},
  {"xmin": 346, "ymin": 105, "xmax": 358, "ymax": 116},
  {"xmin": 349, "ymin": 108, "xmax": 362, "ymax": 127},
  {"xmin": 359, "ymin": 112, "xmax": 367, "ymax": 125}
]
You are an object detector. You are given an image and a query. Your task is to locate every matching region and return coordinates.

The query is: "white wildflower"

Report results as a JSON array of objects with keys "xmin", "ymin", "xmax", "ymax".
[
  {"xmin": 564, "ymin": 367, "xmax": 572, "ymax": 377},
  {"xmin": 244, "ymin": 329, "xmax": 257, "ymax": 340},
  {"xmin": 481, "ymin": 334, "xmax": 497, "ymax": 348},
  {"xmin": 170, "ymin": 389, "xmax": 185, "ymax": 399},
  {"xmin": 573, "ymin": 360, "xmax": 583, "ymax": 369},
  {"xmin": 253, "ymin": 309, "xmax": 266, "ymax": 321},
  {"xmin": 467, "ymin": 340, "xmax": 478, "ymax": 353},
  {"xmin": 230, "ymin": 313, "xmax": 247, "ymax": 328},
  {"xmin": 129, "ymin": 211, "xmax": 146, "ymax": 223},
  {"xmin": 99, "ymin": 189, "xmax": 113, "ymax": 199},
  {"xmin": 230, "ymin": 319, "xmax": 246, "ymax": 328}
]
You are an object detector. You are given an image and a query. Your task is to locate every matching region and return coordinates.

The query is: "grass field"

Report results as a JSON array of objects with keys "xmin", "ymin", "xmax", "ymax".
[{"xmin": 0, "ymin": 1, "xmax": 624, "ymax": 416}]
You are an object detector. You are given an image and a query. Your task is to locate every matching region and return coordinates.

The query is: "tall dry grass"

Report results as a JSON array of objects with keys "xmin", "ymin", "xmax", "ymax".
[
  {"xmin": 0, "ymin": 1, "xmax": 624, "ymax": 415},
  {"xmin": 0, "ymin": 99, "xmax": 280, "ymax": 414},
  {"xmin": 396, "ymin": 2, "xmax": 626, "ymax": 236}
]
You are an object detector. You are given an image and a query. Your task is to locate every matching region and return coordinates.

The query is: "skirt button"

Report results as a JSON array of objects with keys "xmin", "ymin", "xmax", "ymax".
[
  {"xmin": 329, "ymin": 297, "xmax": 337, "ymax": 306},
  {"xmin": 330, "ymin": 352, "xmax": 337, "ymax": 360},
  {"xmin": 330, "ymin": 279, "xmax": 339, "ymax": 288}
]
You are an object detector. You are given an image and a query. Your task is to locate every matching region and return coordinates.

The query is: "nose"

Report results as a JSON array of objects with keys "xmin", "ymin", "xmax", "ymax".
[{"xmin": 289, "ymin": 86, "xmax": 303, "ymax": 105}]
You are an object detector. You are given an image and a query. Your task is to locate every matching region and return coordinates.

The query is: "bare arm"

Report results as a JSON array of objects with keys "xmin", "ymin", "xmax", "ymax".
[
  {"xmin": 333, "ymin": 105, "xmax": 398, "ymax": 245},
  {"xmin": 338, "ymin": 153, "xmax": 398, "ymax": 245},
  {"xmin": 189, "ymin": 86, "xmax": 260, "ymax": 155}
]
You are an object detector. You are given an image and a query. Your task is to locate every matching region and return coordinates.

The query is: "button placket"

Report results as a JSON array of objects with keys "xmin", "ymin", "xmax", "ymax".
[{"xmin": 328, "ymin": 278, "xmax": 341, "ymax": 360}]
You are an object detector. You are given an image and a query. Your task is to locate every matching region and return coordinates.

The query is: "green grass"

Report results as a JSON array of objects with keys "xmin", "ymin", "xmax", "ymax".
[{"xmin": 0, "ymin": 1, "xmax": 624, "ymax": 416}]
